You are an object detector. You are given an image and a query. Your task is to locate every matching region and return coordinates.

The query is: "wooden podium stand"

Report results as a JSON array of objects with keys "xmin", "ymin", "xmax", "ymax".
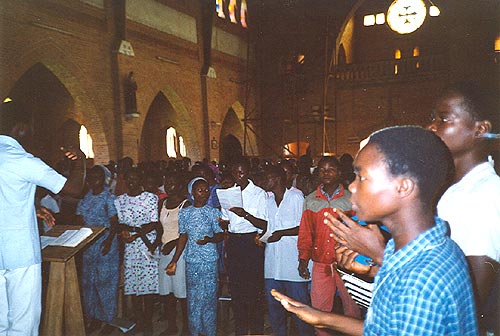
[{"xmin": 41, "ymin": 225, "xmax": 106, "ymax": 336}]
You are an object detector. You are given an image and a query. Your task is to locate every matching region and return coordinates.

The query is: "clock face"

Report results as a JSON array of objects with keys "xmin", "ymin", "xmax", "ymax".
[{"xmin": 387, "ymin": 0, "xmax": 427, "ymax": 34}]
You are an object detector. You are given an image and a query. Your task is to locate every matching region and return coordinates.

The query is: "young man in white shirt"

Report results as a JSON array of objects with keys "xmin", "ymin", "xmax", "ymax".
[{"xmin": 262, "ymin": 165, "xmax": 313, "ymax": 336}]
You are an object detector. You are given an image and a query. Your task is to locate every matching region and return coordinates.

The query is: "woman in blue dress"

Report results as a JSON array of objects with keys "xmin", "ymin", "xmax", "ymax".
[
  {"xmin": 76, "ymin": 165, "xmax": 120, "ymax": 334},
  {"xmin": 166, "ymin": 177, "xmax": 224, "ymax": 336}
]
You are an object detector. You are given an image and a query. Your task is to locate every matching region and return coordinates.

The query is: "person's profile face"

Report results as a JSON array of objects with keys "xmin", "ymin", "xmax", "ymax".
[
  {"xmin": 427, "ymin": 93, "xmax": 477, "ymax": 156},
  {"xmin": 192, "ymin": 180, "xmax": 210, "ymax": 205},
  {"xmin": 348, "ymin": 145, "xmax": 399, "ymax": 223},
  {"xmin": 318, "ymin": 161, "xmax": 340, "ymax": 185}
]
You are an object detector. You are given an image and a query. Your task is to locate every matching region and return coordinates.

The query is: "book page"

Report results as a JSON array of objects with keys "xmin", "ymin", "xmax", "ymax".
[
  {"xmin": 216, "ymin": 186, "xmax": 243, "ymax": 210},
  {"xmin": 43, "ymin": 227, "xmax": 93, "ymax": 248},
  {"xmin": 40, "ymin": 236, "xmax": 57, "ymax": 249},
  {"xmin": 60, "ymin": 227, "xmax": 93, "ymax": 247}
]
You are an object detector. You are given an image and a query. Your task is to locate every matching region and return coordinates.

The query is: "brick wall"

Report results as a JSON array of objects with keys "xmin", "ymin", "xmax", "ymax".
[{"xmin": 0, "ymin": 0, "xmax": 256, "ymax": 166}]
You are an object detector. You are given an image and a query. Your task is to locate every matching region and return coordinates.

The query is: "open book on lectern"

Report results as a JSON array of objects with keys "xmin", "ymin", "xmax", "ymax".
[{"xmin": 41, "ymin": 227, "xmax": 93, "ymax": 249}]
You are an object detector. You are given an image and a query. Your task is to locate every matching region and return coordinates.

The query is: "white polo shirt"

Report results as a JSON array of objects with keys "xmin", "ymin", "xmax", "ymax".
[
  {"xmin": 438, "ymin": 162, "xmax": 500, "ymax": 262},
  {"xmin": 221, "ymin": 180, "xmax": 268, "ymax": 234},
  {"xmin": 265, "ymin": 187, "xmax": 310, "ymax": 282}
]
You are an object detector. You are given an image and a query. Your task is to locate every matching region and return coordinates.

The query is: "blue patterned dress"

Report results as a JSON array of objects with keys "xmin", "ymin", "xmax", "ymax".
[
  {"xmin": 76, "ymin": 190, "xmax": 120, "ymax": 323},
  {"xmin": 178, "ymin": 205, "xmax": 223, "ymax": 336}
]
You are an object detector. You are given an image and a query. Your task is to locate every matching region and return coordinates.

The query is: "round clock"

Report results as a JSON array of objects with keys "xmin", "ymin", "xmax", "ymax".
[{"xmin": 387, "ymin": 0, "xmax": 427, "ymax": 34}]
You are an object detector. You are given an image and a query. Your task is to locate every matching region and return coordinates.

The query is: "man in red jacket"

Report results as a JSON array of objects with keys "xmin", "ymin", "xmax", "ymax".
[{"xmin": 297, "ymin": 156, "xmax": 360, "ymax": 336}]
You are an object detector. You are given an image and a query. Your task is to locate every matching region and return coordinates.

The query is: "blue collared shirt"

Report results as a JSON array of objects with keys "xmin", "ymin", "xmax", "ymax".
[
  {"xmin": 364, "ymin": 217, "xmax": 478, "ymax": 336},
  {"xmin": 0, "ymin": 135, "xmax": 67, "ymax": 269}
]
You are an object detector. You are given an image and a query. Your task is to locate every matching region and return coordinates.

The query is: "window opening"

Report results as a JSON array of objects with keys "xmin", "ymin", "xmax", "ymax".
[
  {"xmin": 413, "ymin": 47, "xmax": 420, "ymax": 57},
  {"xmin": 79, "ymin": 125, "xmax": 94, "ymax": 159},
  {"xmin": 394, "ymin": 49, "xmax": 402, "ymax": 59},
  {"xmin": 216, "ymin": 0, "xmax": 225, "ymax": 18},
  {"xmin": 375, "ymin": 13, "xmax": 385, "ymax": 25},
  {"xmin": 166, "ymin": 127, "xmax": 177, "ymax": 158},
  {"xmin": 363, "ymin": 15, "xmax": 375, "ymax": 26},
  {"xmin": 228, "ymin": 0, "xmax": 237, "ymax": 23},
  {"xmin": 179, "ymin": 136, "xmax": 186, "ymax": 157},
  {"xmin": 240, "ymin": 0, "xmax": 248, "ymax": 28}
]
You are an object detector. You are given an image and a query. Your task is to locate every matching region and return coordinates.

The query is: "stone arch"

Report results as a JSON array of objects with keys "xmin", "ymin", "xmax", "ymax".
[
  {"xmin": 2, "ymin": 38, "xmax": 110, "ymax": 163},
  {"xmin": 335, "ymin": 0, "xmax": 365, "ymax": 65},
  {"xmin": 141, "ymin": 85, "xmax": 200, "ymax": 162},
  {"xmin": 220, "ymin": 100, "xmax": 259, "ymax": 158}
]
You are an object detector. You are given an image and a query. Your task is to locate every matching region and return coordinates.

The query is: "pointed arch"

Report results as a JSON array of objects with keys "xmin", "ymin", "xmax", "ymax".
[
  {"xmin": 335, "ymin": 0, "xmax": 366, "ymax": 65},
  {"xmin": 141, "ymin": 85, "xmax": 201, "ymax": 162},
  {"xmin": 220, "ymin": 100, "xmax": 259, "ymax": 158},
  {"xmin": 2, "ymin": 39, "xmax": 110, "ymax": 163}
]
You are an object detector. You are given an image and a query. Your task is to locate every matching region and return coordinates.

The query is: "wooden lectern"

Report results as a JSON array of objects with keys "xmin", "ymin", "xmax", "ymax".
[{"xmin": 41, "ymin": 225, "xmax": 106, "ymax": 336}]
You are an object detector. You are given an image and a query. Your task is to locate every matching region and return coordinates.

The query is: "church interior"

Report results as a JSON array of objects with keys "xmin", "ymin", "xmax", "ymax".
[
  {"xmin": 1, "ymin": 1, "xmax": 500, "ymax": 336},
  {"xmin": 1, "ymin": 0, "xmax": 498, "ymax": 169}
]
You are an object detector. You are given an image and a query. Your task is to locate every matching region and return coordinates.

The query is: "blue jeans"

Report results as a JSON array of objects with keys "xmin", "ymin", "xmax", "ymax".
[{"xmin": 265, "ymin": 279, "xmax": 314, "ymax": 336}]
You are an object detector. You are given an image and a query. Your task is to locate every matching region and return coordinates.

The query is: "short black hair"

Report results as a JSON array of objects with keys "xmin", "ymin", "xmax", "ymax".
[
  {"xmin": 442, "ymin": 81, "xmax": 498, "ymax": 132},
  {"xmin": 264, "ymin": 165, "xmax": 286, "ymax": 184},
  {"xmin": 368, "ymin": 126, "xmax": 453, "ymax": 208},
  {"xmin": 191, "ymin": 163, "xmax": 214, "ymax": 178},
  {"xmin": 88, "ymin": 165, "xmax": 105, "ymax": 182},
  {"xmin": 230, "ymin": 157, "xmax": 250, "ymax": 171},
  {"xmin": 278, "ymin": 160, "xmax": 297, "ymax": 174},
  {"xmin": 0, "ymin": 101, "xmax": 30, "ymax": 135},
  {"xmin": 317, "ymin": 156, "xmax": 341, "ymax": 169}
]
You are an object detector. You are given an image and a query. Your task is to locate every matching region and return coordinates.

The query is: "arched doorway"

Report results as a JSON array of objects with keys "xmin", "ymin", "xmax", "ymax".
[
  {"xmin": 141, "ymin": 87, "xmax": 200, "ymax": 163},
  {"xmin": 7, "ymin": 63, "xmax": 75, "ymax": 164},
  {"xmin": 220, "ymin": 107, "xmax": 244, "ymax": 165},
  {"xmin": 221, "ymin": 134, "xmax": 243, "ymax": 165},
  {"xmin": 140, "ymin": 92, "xmax": 176, "ymax": 162},
  {"xmin": 5, "ymin": 61, "xmax": 108, "ymax": 164}
]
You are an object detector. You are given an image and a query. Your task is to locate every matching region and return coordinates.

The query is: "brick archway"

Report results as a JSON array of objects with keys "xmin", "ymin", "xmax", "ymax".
[
  {"xmin": 140, "ymin": 86, "xmax": 201, "ymax": 162},
  {"xmin": 2, "ymin": 39, "xmax": 110, "ymax": 163},
  {"xmin": 221, "ymin": 100, "xmax": 259, "ymax": 157}
]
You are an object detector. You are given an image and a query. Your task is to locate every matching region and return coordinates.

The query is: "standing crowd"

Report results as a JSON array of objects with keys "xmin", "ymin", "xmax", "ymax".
[{"xmin": 1, "ymin": 82, "xmax": 499, "ymax": 336}]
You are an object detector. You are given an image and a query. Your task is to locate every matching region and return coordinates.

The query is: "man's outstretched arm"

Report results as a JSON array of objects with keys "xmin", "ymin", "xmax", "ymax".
[{"xmin": 270, "ymin": 289, "xmax": 364, "ymax": 336}]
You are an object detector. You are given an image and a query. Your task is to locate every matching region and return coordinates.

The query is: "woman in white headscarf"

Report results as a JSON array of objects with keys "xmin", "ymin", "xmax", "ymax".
[{"xmin": 166, "ymin": 177, "xmax": 225, "ymax": 336}]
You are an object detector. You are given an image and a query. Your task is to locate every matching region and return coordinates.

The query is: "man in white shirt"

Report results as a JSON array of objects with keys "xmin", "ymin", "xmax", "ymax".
[
  {"xmin": 0, "ymin": 101, "xmax": 86, "ymax": 335},
  {"xmin": 262, "ymin": 165, "xmax": 313, "ymax": 336},
  {"xmin": 219, "ymin": 158, "xmax": 268, "ymax": 335},
  {"xmin": 428, "ymin": 82, "xmax": 500, "ymax": 333}
]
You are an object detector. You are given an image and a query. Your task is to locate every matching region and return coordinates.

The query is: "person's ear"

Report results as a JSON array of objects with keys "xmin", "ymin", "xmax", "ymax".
[
  {"xmin": 474, "ymin": 120, "xmax": 492, "ymax": 138},
  {"xmin": 397, "ymin": 177, "xmax": 415, "ymax": 199}
]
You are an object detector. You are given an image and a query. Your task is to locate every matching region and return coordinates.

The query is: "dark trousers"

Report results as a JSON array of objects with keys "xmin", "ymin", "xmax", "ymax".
[
  {"xmin": 226, "ymin": 233, "xmax": 265, "ymax": 335},
  {"xmin": 265, "ymin": 279, "xmax": 314, "ymax": 336}
]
